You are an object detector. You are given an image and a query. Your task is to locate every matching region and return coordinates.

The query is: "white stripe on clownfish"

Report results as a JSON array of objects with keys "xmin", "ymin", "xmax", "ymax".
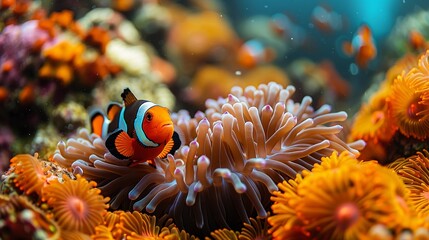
[
  {"xmin": 118, "ymin": 107, "xmax": 127, "ymax": 133},
  {"xmin": 101, "ymin": 117, "xmax": 111, "ymax": 139},
  {"xmin": 134, "ymin": 102, "xmax": 159, "ymax": 147}
]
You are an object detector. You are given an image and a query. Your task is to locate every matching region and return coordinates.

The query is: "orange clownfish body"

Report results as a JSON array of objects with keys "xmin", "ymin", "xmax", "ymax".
[
  {"xmin": 342, "ymin": 24, "xmax": 377, "ymax": 68},
  {"xmin": 236, "ymin": 39, "xmax": 275, "ymax": 69},
  {"xmin": 90, "ymin": 88, "xmax": 181, "ymax": 166},
  {"xmin": 409, "ymin": 30, "xmax": 427, "ymax": 51}
]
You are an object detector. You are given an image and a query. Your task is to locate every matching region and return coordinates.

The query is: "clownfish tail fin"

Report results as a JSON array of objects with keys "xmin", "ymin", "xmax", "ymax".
[
  {"xmin": 107, "ymin": 102, "xmax": 122, "ymax": 120},
  {"xmin": 106, "ymin": 129, "xmax": 134, "ymax": 159},
  {"xmin": 121, "ymin": 88, "xmax": 137, "ymax": 107}
]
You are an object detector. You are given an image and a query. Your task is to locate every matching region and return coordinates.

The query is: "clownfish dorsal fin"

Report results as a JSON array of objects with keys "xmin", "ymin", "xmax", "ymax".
[{"xmin": 121, "ymin": 88, "xmax": 138, "ymax": 107}]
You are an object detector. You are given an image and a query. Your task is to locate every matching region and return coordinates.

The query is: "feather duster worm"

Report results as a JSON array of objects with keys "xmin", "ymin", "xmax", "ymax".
[
  {"xmin": 53, "ymin": 82, "xmax": 364, "ymax": 236},
  {"xmin": 389, "ymin": 52, "xmax": 429, "ymax": 140},
  {"xmin": 388, "ymin": 150, "xmax": 429, "ymax": 219},
  {"xmin": 42, "ymin": 174, "xmax": 109, "ymax": 235},
  {"xmin": 269, "ymin": 151, "xmax": 418, "ymax": 240}
]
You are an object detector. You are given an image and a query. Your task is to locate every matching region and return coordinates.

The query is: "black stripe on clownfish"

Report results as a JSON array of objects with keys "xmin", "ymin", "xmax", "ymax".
[{"xmin": 90, "ymin": 88, "xmax": 182, "ymax": 166}]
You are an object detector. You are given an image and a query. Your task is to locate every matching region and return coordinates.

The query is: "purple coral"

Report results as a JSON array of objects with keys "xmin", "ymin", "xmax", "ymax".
[
  {"xmin": 0, "ymin": 20, "xmax": 50, "ymax": 90},
  {"xmin": 0, "ymin": 126, "xmax": 15, "ymax": 173}
]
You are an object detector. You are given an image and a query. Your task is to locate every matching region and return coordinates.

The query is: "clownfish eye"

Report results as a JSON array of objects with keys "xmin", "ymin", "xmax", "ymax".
[{"xmin": 146, "ymin": 113, "xmax": 153, "ymax": 122}]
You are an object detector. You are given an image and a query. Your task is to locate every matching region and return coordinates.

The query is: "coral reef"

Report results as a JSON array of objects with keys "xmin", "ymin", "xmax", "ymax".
[
  {"xmin": 4, "ymin": 1, "xmax": 429, "ymax": 239},
  {"xmin": 53, "ymin": 82, "xmax": 364, "ymax": 236}
]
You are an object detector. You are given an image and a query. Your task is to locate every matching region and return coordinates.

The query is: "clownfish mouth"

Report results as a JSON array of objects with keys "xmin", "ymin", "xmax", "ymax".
[{"xmin": 162, "ymin": 123, "xmax": 173, "ymax": 128}]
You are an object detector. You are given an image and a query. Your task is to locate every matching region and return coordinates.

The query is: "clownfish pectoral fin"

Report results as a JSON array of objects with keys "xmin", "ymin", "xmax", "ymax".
[
  {"xmin": 90, "ymin": 109, "xmax": 106, "ymax": 137},
  {"xmin": 107, "ymin": 102, "xmax": 122, "ymax": 120},
  {"xmin": 106, "ymin": 129, "xmax": 134, "ymax": 159},
  {"xmin": 157, "ymin": 138, "xmax": 174, "ymax": 159},
  {"xmin": 157, "ymin": 131, "xmax": 183, "ymax": 158},
  {"xmin": 121, "ymin": 88, "xmax": 137, "ymax": 107}
]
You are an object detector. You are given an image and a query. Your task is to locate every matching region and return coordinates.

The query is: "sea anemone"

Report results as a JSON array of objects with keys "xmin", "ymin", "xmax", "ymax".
[
  {"xmin": 53, "ymin": 82, "xmax": 364, "ymax": 236},
  {"xmin": 9, "ymin": 153, "xmax": 50, "ymax": 197},
  {"xmin": 42, "ymin": 174, "xmax": 109, "ymax": 235},
  {"xmin": 389, "ymin": 52, "xmax": 429, "ymax": 140},
  {"xmin": 388, "ymin": 150, "xmax": 429, "ymax": 219}
]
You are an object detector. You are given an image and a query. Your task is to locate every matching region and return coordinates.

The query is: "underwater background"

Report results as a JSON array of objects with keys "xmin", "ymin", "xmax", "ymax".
[{"xmin": 2, "ymin": 0, "xmax": 429, "ymax": 239}]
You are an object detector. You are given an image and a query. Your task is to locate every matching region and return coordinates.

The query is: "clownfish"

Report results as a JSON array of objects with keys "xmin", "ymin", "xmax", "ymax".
[
  {"xmin": 90, "ymin": 88, "xmax": 181, "ymax": 166},
  {"xmin": 236, "ymin": 39, "xmax": 275, "ymax": 69},
  {"xmin": 342, "ymin": 24, "xmax": 377, "ymax": 68}
]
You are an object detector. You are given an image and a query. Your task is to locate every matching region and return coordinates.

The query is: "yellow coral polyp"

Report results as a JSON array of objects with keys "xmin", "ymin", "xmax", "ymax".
[
  {"xmin": 311, "ymin": 151, "xmax": 359, "ymax": 173},
  {"xmin": 388, "ymin": 150, "xmax": 429, "ymax": 219},
  {"xmin": 269, "ymin": 151, "xmax": 418, "ymax": 240},
  {"xmin": 42, "ymin": 174, "xmax": 109, "ymax": 234},
  {"xmin": 10, "ymin": 153, "xmax": 50, "ymax": 197},
  {"xmin": 349, "ymin": 88, "xmax": 396, "ymax": 144},
  {"xmin": 390, "ymin": 72, "xmax": 429, "ymax": 140}
]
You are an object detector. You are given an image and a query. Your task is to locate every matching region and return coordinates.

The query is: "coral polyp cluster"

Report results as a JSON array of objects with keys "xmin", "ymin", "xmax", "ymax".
[
  {"xmin": 268, "ymin": 151, "xmax": 419, "ymax": 240},
  {"xmin": 42, "ymin": 174, "xmax": 110, "ymax": 235},
  {"xmin": 349, "ymin": 50, "xmax": 429, "ymax": 163},
  {"xmin": 388, "ymin": 150, "xmax": 429, "ymax": 219},
  {"xmin": 9, "ymin": 153, "xmax": 49, "ymax": 196},
  {"xmin": 53, "ymin": 82, "xmax": 364, "ymax": 236}
]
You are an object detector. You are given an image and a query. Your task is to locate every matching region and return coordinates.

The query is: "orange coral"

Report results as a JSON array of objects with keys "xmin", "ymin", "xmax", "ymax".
[
  {"xmin": 268, "ymin": 174, "xmax": 307, "ymax": 240},
  {"xmin": 76, "ymin": 55, "xmax": 121, "ymax": 86},
  {"xmin": 269, "ymin": 151, "xmax": 418, "ymax": 240},
  {"xmin": 10, "ymin": 153, "xmax": 50, "ymax": 197},
  {"xmin": 296, "ymin": 164, "xmax": 415, "ymax": 239},
  {"xmin": 117, "ymin": 211, "xmax": 178, "ymax": 239},
  {"xmin": 311, "ymin": 151, "xmax": 359, "ymax": 173},
  {"xmin": 167, "ymin": 10, "xmax": 239, "ymax": 75},
  {"xmin": 92, "ymin": 211, "xmax": 123, "ymax": 240},
  {"xmin": 385, "ymin": 53, "xmax": 418, "ymax": 86},
  {"xmin": 388, "ymin": 150, "xmax": 429, "ymax": 219},
  {"xmin": 185, "ymin": 65, "xmax": 289, "ymax": 107},
  {"xmin": 42, "ymin": 174, "xmax": 109, "ymax": 234},
  {"xmin": 84, "ymin": 26, "xmax": 110, "ymax": 53},
  {"xmin": 39, "ymin": 40, "xmax": 85, "ymax": 85},
  {"xmin": 389, "ymin": 69, "xmax": 429, "ymax": 140},
  {"xmin": 50, "ymin": 10, "xmax": 73, "ymax": 29},
  {"xmin": 349, "ymin": 88, "xmax": 396, "ymax": 144}
]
